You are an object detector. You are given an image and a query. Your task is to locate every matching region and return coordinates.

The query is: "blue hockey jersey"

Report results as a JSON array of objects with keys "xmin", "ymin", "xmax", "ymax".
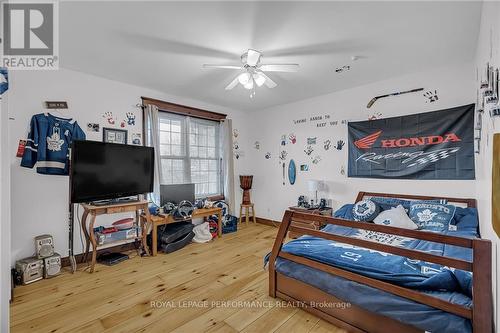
[
  {"xmin": 0, "ymin": 67, "xmax": 8, "ymax": 95},
  {"xmin": 21, "ymin": 113, "xmax": 86, "ymax": 175}
]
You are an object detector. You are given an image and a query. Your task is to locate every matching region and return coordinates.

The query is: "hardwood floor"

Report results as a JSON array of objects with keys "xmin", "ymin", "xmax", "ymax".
[{"xmin": 10, "ymin": 223, "xmax": 346, "ymax": 333}]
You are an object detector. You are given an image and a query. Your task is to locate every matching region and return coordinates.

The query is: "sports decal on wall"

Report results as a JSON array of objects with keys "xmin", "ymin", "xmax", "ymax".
[
  {"xmin": 288, "ymin": 159, "xmax": 296, "ymax": 185},
  {"xmin": 265, "ymin": 152, "xmax": 271, "ymax": 159},
  {"xmin": 279, "ymin": 150, "xmax": 288, "ymax": 160},
  {"xmin": 423, "ymin": 90, "xmax": 439, "ymax": 103},
  {"xmin": 288, "ymin": 133, "xmax": 296, "ymax": 144},
  {"xmin": 304, "ymin": 145, "xmax": 314, "ymax": 156},
  {"xmin": 131, "ymin": 133, "xmax": 142, "ymax": 145},
  {"xmin": 312, "ymin": 155, "xmax": 321, "ymax": 164},
  {"xmin": 254, "ymin": 141, "xmax": 260, "ymax": 149},
  {"xmin": 102, "ymin": 111, "xmax": 116, "ymax": 125},
  {"xmin": 368, "ymin": 111, "xmax": 382, "ymax": 121},
  {"xmin": 348, "ymin": 104, "xmax": 475, "ymax": 180},
  {"xmin": 233, "ymin": 142, "xmax": 240, "ymax": 150},
  {"xmin": 335, "ymin": 140, "xmax": 345, "ymax": 151},
  {"xmin": 340, "ymin": 165, "xmax": 346, "ymax": 176},
  {"xmin": 235, "ymin": 151, "xmax": 244, "ymax": 159},
  {"xmin": 125, "ymin": 112, "xmax": 136, "ymax": 126},
  {"xmin": 307, "ymin": 137, "xmax": 317, "ymax": 145},
  {"xmin": 323, "ymin": 139, "xmax": 331, "ymax": 151},
  {"xmin": 281, "ymin": 134, "xmax": 287, "ymax": 146},
  {"xmin": 86, "ymin": 123, "xmax": 100, "ymax": 132}
]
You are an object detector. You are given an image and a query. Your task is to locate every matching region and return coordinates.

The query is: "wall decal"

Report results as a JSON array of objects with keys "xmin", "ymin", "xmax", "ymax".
[
  {"xmin": 254, "ymin": 141, "xmax": 260, "ymax": 149},
  {"xmin": 233, "ymin": 142, "xmax": 239, "ymax": 150},
  {"xmin": 102, "ymin": 111, "xmax": 116, "ymax": 125},
  {"xmin": 279, "ymin": 150, "xmax": 288, "ymax": 160},
  {"xmin": 340, "ymin": 165, "xmax": 346, "ymax": 176},
  {"xmin": 307, "ymin": 137, "xmax": 317, "ymax": 145},
  {"xmin": 323, "ymin": 139, "xmax": 331, "ymax": 151},
  {"xmin": 341, "ymin": 120, "xmax": 348, "ymax": 125},
  {"xmin": 281, "ymin": 134, "xmax": 287, "ymax": 146},
  {"xmin": 335, "ymin": 140, "xmax": 345, "ymax": 151},
  {"xmin": 348, "ymin": 104, "xmax": 475, "ymax": 179},
  {"xmin": 233, "ymin": 129, "xmax": 239, "ymax": 138},
  {"xmin": 304, "ymin": 145, "xmax": 314, "ymax": 156},
  {"xmin": 282, "ymin": 162, "xmax": 286, "ymax": 185},
  {"xmin": 120, "ymin": 120, "xmax": 126, "ymax": 128},
  {"xmin": 86, "ymin": 123, "xmax": 100, "ymax": 132},
  {"xmin": 312, "ymin": 155, "xmax": 321, "ymax": 164},
  {"xmin": 265, "ymin": 152, "xmax": 271, "ymax": 159},
  {"xmin": 131, "ymin": 133, "xmax": 142, "ymax": 145},
  {"xmin": 300, "ymin": 164, "xmax": 309, "ymax": 171},
  {"xmin": 126, "ymin": 112, "xmax": 136, "ymax": 125},
  {"xmin": 329, "ymin": 120, "xmax": 339, "ymax": 126},
  {"xmin": 423, "ymin": 90, "xmax": 439, "ymax": 103},
  {"xmin": 16, "ymin": 140, "xmax": 26, "ymax": 157},
  {"xmin": 288, "ymin": 159, "xmax": 297, "ymax": 185},
  {"xmin": 235, "ymin": 151, "xmax": 244, "ymax": 159},
  {"xmin": 368, "ymin": 112, "xmax": 382, "ymax": 121},
  {"xmin": 289, "ymin": 133, "xmax": 296, "ymax": 144}
]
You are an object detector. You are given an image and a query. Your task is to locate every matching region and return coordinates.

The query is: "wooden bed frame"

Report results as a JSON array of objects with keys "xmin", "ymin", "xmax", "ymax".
[{"xmin": 268, "ymin": 191, "xmax": 493, "ymax": 333}]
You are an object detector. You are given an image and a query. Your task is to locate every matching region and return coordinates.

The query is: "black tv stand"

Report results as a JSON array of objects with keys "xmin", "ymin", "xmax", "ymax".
[{"xmin": 90, "ymin": 196, "xmax": 140, "ymax": 206}]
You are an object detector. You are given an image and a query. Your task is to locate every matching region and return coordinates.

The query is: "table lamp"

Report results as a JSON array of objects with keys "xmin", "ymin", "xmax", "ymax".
[{"xmin": 307, "ymin": 180, "xmax": 323, "ymax": 204}]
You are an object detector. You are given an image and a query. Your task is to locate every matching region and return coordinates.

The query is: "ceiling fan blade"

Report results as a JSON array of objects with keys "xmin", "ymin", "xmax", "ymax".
[
  {"xmin": 203, "ymin": 64, "xmax": 242, "ymax": 70},
  {"xmin": 259, "ymin": 64, "xmax": 299, "ymax": 72},
  {"xmin": 225, "ymin": 76, "xmax": 240, "ymax": 90},
  {"xmin": 259, "ymin": 72, "xmax": 277, "ymax": 88},
  {"xmin": 246, "ymin": 49, "xmax": 261, "ymax": 66}
]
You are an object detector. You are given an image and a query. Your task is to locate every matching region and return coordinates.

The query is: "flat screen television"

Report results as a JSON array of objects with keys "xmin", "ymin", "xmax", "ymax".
[{"xmin": 70, "ymin": 140, "xmax": 154, "ymax": 203}]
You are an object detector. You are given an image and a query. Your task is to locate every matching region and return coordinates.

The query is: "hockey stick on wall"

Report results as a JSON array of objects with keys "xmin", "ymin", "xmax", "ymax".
[{"xmin": 367, "ymin": 88, "xmax": 424, "ymax": 108}]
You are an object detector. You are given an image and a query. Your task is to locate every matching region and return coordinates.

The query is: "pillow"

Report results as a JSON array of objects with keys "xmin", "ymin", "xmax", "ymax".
[
  {"xmin": 352, "ymin": 200, "xmax": 380, "ymax": 221},
  {"xmin": 373, "ymin": 205, "xmax": 418, "ymax": 230},
  {"xmin": 409, "ymin": 202, "xmax": 456, "ymax": 232},
  {"xmin": 371, "ymin": 197, "xmax": 448, "ymax": 212}
]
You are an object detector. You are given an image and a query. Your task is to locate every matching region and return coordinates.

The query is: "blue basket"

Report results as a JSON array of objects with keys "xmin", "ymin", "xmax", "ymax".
[{"xmin": 222, "ymin": 215, "xmax": 238, "ymax": 234}]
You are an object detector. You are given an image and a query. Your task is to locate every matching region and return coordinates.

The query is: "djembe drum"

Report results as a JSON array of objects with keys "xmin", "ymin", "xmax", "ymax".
[{"xmin": 239, "ymin": 175, "xmax": 253, "ymax": 205}]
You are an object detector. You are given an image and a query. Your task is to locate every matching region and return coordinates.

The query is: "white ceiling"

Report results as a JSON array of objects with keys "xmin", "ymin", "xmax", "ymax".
[{"xmin": 60, "ymin": 1, "xmax": 482, "ymax": 111}]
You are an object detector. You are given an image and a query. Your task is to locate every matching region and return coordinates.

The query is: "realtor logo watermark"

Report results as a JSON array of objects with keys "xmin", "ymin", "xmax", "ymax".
[{"xmin": 1, "ymin": 1, "xmax": 59, "ymax": 69}]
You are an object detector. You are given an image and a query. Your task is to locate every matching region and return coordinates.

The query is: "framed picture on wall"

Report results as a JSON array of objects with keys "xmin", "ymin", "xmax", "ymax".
[{"xmin": 103, "ymin": 127, "xmax": 127, "ymax": 144}]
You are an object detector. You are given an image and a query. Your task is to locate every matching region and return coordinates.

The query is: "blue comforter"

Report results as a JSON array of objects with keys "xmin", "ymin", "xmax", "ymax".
[{"xmin": 276, "ymin": 204, "xmax": 476, "ymax": 297}]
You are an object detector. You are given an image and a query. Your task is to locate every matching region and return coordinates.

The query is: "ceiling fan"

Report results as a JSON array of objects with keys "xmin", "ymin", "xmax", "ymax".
[{"xmin": 203, "ymin": 49, "xmax": 299, "ymax": 96}]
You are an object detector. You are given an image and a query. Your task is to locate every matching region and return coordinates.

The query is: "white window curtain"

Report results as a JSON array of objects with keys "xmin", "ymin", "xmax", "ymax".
[
  {"xmin": 143, "ymin": 104, "xmax": 162, "ymax": 205},
  {"xmin": 220, "ymin": 119, "xmax": 235, "ymax": 214}
]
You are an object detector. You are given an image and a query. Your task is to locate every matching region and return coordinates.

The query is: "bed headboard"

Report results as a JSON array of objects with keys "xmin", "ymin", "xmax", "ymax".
[{"xmin": 356, "ymin": 191, "xmax": 476, "ymax": 208}]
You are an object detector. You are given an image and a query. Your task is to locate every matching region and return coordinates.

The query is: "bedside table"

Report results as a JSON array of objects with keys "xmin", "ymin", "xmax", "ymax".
[{"xmin": 288, "ymin": 206, "xmax": 333, "ymax": 239}]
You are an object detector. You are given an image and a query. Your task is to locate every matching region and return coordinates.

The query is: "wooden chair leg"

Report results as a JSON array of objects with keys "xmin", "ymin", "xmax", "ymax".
[
  {"xmin": 251, "ymin": 204, "xmax": 257, "ymax": 224},
  {"xmin": 245, "ymin": 207, "xmax": 249, "ymax": 225},
  {"xmin": 239, "ymin": 205, "xmax": 243, "ymax": 226}
]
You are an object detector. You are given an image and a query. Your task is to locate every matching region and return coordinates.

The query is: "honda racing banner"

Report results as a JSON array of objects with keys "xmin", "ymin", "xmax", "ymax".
[{"xmin": 348, "ymin": 104, "xmax": 475, "ymax": 180}]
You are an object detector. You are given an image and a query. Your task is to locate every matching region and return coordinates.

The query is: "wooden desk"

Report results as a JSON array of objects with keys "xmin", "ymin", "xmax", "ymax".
[
  {"xmin": 142, "ymin": 207, "xmax": 223, "ymax": 256},
  {"xmin": 80, "ymin": 200, "xmax": 151, "ymax": 273}
]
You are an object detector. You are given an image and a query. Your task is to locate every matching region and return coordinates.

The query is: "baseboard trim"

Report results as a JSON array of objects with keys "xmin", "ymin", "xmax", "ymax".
[
  {"xmin": 60, "ymin": 241, "xmax": 139, "ymax": 267},
  {"xmin": 256, "ymin": 217, "xmax": 280, "ymax": 227}
]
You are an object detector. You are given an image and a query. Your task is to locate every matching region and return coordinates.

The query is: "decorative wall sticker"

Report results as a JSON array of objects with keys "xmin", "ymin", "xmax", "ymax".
[
  {"xmin": 289, "ymin": 133, "xmax": 296, "ymax": 144},
  {"xmin": 300, "ymin": 164, "xmax": 309, "ymax": 171},
  {"xmin": 423, "ymin": 90, "xmax": 439, "ymax": 103},
  {"xmin": 102, "ymin": 111, "xmax": 116, "ymax": 125},
  {"xmin": 307, "ymin": 137, "xmax": 317, "ymax": 145},
  {"xmin": 86, "ymin": 123, "xmax": 100, "ymax": 132},
  {"xmin": 282, "ymin": 162, "xmax": 286, "ymax": 185},
  {"xmin": 233, "ymin": 129, "xmax": 239, "ymax": 138},
  {"xmin": 329, "ymin": 120, "xmax": 339, "ymax": 126},
  {"xmin": 368, "ymin": 112, "xmax": 382, "ymax": 121},
  {"xmin": 335, "ymin": 140, "xmax": 345, "ymax": 151},
  {"xmin": 254, "ymin": 141, "xmax": 260, "ymax": 149},
  {"xmin": 288, "ymin": 159, "xmax": 297, "ymax": 185},
  {"xmin": 304, "ymin": 145, "xmax": 314, "ymax": 156},
  {"xmin": 126, "ymin": 112, "xmax": 136, "ymax": 125},
  {"xmin": 281, "ymin": 134, "xmax": 287, "ymax": 146},
  {"xmin": 235, "ymin": 151, "xmax": 244, "ymax": 159},
  {"xmin": 120, "ymin": 120, "xmax": 126, "ymax": 128},
  {"xmin": 312, "ymin": 155, "xmax": 321, "ymax": 164},
  {"xmin": 323, "ymin": 139, "xmax": 332, "ymax": 151},
  {"xmin": 233, "ymin": 142, "xmax": 240, "ymax": 150},
  {"xmin": 341, "ymin": 120, "xmax": 348, "ymax": 125},
  {"xmin": 340, "ymin": 165, "xmax": 346, "ymax": 175},
  {"xmin": 265, "ymin": 152, "xmax": 271, "ymax": 159},
  {"xmin": 279, "ymin": 150, "xmax": 288, "ymax": 160},
  {"xmin": 131, "ymin": 133, "xmax": 142, "ymax": 145}
]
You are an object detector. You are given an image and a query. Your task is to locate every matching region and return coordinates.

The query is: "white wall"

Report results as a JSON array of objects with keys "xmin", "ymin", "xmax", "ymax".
[
  {"xmin": 1, "ymin": 94, "xmax": 11, "ymax": 333},
  {"xmin": 8, "ymin": 68, "xmax": 247, "ymax": 264},
  {"xmin": 474, "ymin": 1, "xmax": 500, "ymax": 329},
  {"xmin": 245, "ymin": 63, "xmax": 476, "ymax": 221}
]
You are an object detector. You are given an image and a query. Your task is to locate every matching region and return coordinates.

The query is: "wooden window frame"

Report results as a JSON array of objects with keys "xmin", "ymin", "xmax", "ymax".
[{"xmin": 141, "ymin": 96, "xmax": 227, "ymax": 122}]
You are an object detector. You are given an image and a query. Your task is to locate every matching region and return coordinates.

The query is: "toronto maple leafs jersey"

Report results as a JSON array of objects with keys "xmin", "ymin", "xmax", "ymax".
[{"xmin": 21, "ymin": 113, "xmax": 86, "ymax": 175}]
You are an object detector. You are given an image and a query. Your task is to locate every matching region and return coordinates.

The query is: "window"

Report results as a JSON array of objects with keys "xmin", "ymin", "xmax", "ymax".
[{"xmin": 158, "ymin": 112, "xmax": 221, "ymax": 197}]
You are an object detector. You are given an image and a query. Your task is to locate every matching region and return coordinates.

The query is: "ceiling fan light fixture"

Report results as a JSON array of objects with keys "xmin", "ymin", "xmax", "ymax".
[
  {"xmin": 253, "ymin": 73, "xmax": 266, "ymax": 87},
  {"xmin": 243, "ymin": 79, "xmax": 254, "ymax": 90},
  {"xmin": 238, "ymin": 72, "xmax": 251, "ymax": 85}
]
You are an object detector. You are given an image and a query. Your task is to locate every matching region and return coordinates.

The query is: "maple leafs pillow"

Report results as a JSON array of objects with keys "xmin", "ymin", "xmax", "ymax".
[{"xmin": 409, "ymin": 202, "xmax": 456, "ymax": 232}]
